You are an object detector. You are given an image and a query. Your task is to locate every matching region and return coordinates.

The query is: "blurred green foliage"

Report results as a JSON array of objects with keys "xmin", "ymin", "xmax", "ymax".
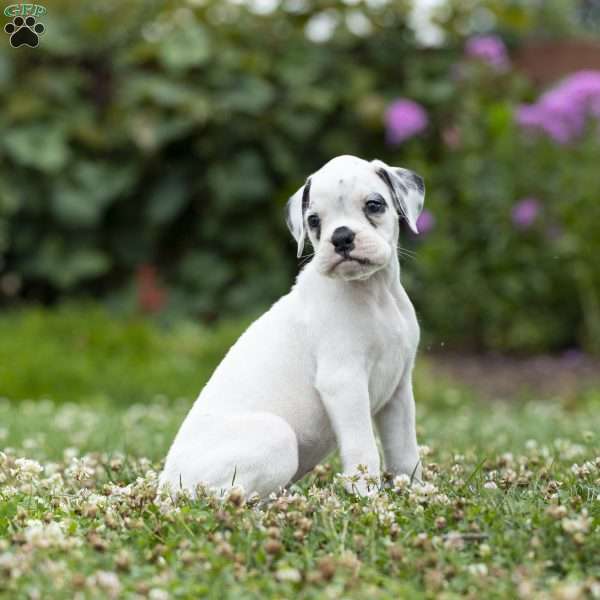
[
  {"xmin": 1, "ymin": 0, "xmax": 429, "ymax": 317},
  {"xmin": 0, "ymin": 0, "xmax": 598, "ymax": 352}
]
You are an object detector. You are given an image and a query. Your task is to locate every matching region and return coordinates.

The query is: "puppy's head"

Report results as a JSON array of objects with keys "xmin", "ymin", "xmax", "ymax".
[{"xmin": 286, "ymin": 155, "xmax": 425, "ymax": 281}]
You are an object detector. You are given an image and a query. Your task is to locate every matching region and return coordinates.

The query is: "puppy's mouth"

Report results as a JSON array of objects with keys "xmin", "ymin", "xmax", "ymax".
[{"xmin": 332, "ymin": 253, "xmax": 373, "ymax": 269}]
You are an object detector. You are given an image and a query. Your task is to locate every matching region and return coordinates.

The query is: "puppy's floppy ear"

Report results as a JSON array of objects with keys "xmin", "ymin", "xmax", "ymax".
[
  {"xmin": 285, "ymin": 177, "xmax": 312, "ymax": 258},
  {"xmin": 371, "ymin": 159, "xmax": 425, "ymax": 234}
]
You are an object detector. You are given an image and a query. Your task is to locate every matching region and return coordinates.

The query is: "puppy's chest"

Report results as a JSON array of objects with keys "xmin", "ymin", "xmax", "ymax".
[{"xmin": 366, "ymin": 311, "xmax": 408, "ymax": 413}]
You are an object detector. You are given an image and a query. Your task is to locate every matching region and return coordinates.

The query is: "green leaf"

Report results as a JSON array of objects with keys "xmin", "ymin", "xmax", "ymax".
[
  {"xmin": 158, "ymin": 19, "xmax": 211, "ymax": 71},
  {"xmin": 24, "ymin": 237, "xmax": 110, "ymax": 289},
  {"xmin": 219, "ymin": 75, "xmax": 274, "ymax": 115},
  {"xmin": 147, "ymin": 170, "xmax": 188, "ymax": 225},
  {"xmin": 52, "ymin": 162, "xmax": 137, "ymax": 227},
  {"xmin": 207, "ymin": 151, "xmax": 271, "ymax": 206},
  {"xmin": 3, "ymin": 125, "xmax": 70, "ymax": 173}
]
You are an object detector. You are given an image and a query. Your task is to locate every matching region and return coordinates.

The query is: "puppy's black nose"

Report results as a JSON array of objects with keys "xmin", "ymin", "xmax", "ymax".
[{"xmin": 331, "ymin": 226, "xmax": 355, "ymax": 254}]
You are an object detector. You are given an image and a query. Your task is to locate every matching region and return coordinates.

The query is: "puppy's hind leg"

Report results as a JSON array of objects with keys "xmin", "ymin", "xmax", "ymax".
[{"xmin": 159, "ymin": 412, "xmax": 299, "ymax": 499}]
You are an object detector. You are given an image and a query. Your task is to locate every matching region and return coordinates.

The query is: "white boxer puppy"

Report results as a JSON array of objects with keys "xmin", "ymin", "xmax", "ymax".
[{"xmin": 160, "ymin": 155, "xmax": 425, "ymax": 498}]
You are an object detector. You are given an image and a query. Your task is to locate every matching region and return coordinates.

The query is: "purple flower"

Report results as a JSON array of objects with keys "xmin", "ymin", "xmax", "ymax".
[
  {"xmin": 512, "ymin": 198, "xmax": 540, "ymax": 229},
  {"xmin": 416, "ymin": 210, "xmax": 435, "ymax": 234},
  {"xmin": 385, "ymin": 99, "xmax": 428, "ymax": 145},
  {"xmin": 517, "ymin": 70, "xmax": 600, "ymax": 143},
  {"xmin": 465, "ymin": 35, "xmax": 510, "ymax": 71}
]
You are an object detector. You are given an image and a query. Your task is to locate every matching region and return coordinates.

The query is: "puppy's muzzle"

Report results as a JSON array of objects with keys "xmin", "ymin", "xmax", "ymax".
[{"xmin": 331, "ymin": 226, "xmax": 355, "ymax": 256}]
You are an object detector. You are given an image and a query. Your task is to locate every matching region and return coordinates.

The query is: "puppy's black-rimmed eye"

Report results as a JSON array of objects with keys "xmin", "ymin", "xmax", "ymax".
[
  {"xmin": 307, "ymin": 214, "xmax": 320, "ymax": 229},
  {"xmin": 364, "ymin": 194, "xmax": 386, "ymax": 215}
]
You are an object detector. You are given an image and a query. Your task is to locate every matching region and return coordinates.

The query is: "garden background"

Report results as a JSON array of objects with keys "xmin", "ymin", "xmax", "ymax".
[
  {"xmin": 1, "ymin": 1, "xmax": 600, "ymax": 598},
  {"xmin": 1, "ymin": 0, "xmax": 599, "ymax": 354}
]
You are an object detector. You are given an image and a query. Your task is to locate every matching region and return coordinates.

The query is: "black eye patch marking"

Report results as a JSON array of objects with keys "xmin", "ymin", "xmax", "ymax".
[
  {"xmin": 363, "ymin": 193, "xmax": 387, "ymax": 226},
  {"xmin": 365, "ymin": 193, "xmax": 387, "ymax": 213},
  {"xmin": 307, "ymin": 214, "xmax": 320, "ymax": 229},
  {"xmin": 306, "ymin": 213, "xmax": 321, "ymax": 240}
]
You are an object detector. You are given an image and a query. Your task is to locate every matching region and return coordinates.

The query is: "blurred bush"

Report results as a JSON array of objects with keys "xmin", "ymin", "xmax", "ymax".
[
  {"xmin": 1, "ymin": 0, "xmax": 435, "ymax": 318},
  {"xmin": 403, "ymin": 57, "xmax": 600, "ymax": 354},
  {"xmin": 0, "ymin": 0, "xmax": 598, "ymax": 353}
]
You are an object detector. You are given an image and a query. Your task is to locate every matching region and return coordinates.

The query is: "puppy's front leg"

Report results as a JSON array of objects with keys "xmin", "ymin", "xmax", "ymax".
[
  {"xmin": 375, "ymin": 366, "xmax": 422, "ymax": 483},
  {"xmin": 316, "ymin": 366, "xmax": 380, "ymax": 495}
]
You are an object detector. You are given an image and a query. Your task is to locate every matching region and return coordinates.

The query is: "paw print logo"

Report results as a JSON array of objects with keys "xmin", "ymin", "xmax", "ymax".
[{"xmin": 4, "ymin": 15, "xmax": 45, "ymax": 48}]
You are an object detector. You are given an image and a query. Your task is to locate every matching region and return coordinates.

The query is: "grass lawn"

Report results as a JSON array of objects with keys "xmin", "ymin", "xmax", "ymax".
[{"xmin": 1, "ymin": 306, "xmax": 599, "ymax": 598}]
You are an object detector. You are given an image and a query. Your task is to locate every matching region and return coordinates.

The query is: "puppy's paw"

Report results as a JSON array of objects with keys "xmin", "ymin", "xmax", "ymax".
[{"xmin": 387, "ymin": 459, "xmax": 423, "ymax": 486}]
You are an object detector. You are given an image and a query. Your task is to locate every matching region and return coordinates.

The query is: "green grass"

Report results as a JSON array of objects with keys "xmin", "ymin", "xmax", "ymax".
[
  {"xmin": 1, "ymin": 306, "xmax": 599, "ymax": 598},
  {"xmin": 0, "ymin": 304, "xmax": 250, "ymax": 404}
]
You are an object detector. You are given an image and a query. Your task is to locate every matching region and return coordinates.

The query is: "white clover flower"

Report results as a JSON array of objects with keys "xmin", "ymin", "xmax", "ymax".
[
  {"xmin": 483, "ymin": 481, "xmax": 498, "ymax": 490},
  {"xmin": 546, "ymin": 505, "xmax": 568, "ymax": 520},
  {"xmin": 552, "ymin": 582, "xmax": 585, "ymax": 600},
  {"xmin": 443, "ymin": 531, "xmax": 465, "ymax": 550},
  {"xmin": 419, "ymin": 445, "xmax": 432, "ymax": 457},
  {"xmin": 154, "ymin": 495, "xmax": 181, "ymax": 516},
  {"xmin": 110, "ymin": 483, "xmax": 133, "ymax": 497},
  {"xmin": 409, "ymin": 482, "xmax": 444, "ymax": 504},
  {"xmin": 276, "ymin": 567, "xmax": 302, "ymax": 582},
  {"xmin": 467, "ymin": 563, "xmax": 488, "ymax": 576},
  {"xmin": 0, "ymin": 485, "xmax": 19, "ymax": 497},
  {"xmin": 324, "ymin": 494, "xmax": 342, "ymax": 511},
  {"xmin": 88, "ymin": 492, "xmax": 106, "ymax": 504},
  {"xmin": 433, "ymin": 493, "xmax": 450, "ymax": 505},
  {"xmin": 23, "ymin": 520, "xmax": 66, "ymax": 549},
  {"xmin": 392, "ymin": 474, "xmax": 411, "ymax": 492},
  {"xmin": 571, "ymin": 461, "xmax": 596, "ymax": 477},
  {"xmin": 144, "ymin": 469, "xmax": 159, "ymax": 482},
  {"xmin": 65, "ymin": 457, "xmax": 95, "ymax": 481},
  {"xmin": 14, "ymin": 457, "xmax": 43, "ymax": 479},
  {"xmin": 89, "ymin": 570, "xmax": 121, "ymax": 599},
  {"xmin": 561, "ymin": 511, "xmax": 591, "ymax": 535}
]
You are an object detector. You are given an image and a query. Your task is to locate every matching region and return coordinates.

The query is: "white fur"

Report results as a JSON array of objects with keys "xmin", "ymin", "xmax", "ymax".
[{"xmin": 160, "ymin": 155, "xmax": 424, "ymax": 498}]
